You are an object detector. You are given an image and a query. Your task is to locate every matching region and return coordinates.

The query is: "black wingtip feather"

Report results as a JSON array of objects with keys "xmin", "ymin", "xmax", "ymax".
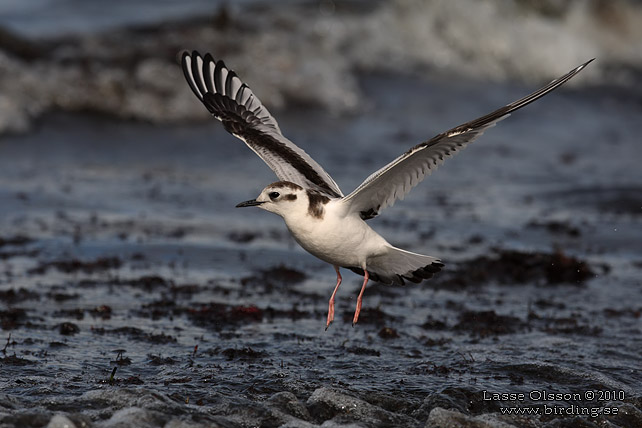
[
  {"xmin": 190, "ymin": 51, "xmax": 207, "ymax": 96},
  {"xmin": 426, "ymin": 59, "xmax": 594, "ymax": 143},
  {"xmin": 202, "ymin": 92, "xmax": 221, "ymax": 113},
  {"xmin": 181, "ymin": 51, "xmax": 208, "ymax": 106},
  {"xmin": 203, "ymin": 92, "xmax": 240, "ymax": 122},
  {"xmin": 213, "ymin": 58, "xmax": 226, "ymax": 94},
  {"xmin": 225, "ymin": 69, "xmax": 240, "ymax": 99},
  {"xmin": 580, "ymin": 58, "xmax": 595, "ymax": 70},
  {"xmin": 203, "ymin": 53, "xmax": 216, "ymax": 94}
]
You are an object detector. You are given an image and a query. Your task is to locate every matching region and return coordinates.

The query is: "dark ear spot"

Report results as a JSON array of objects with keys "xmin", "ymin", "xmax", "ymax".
[
  {"xmin": 307, "ymin": 191, "xmax": 330, "ymax": 219},
  {"xmin": 284, "ymin": 194, "xmax": 297, "ymax": 201}
]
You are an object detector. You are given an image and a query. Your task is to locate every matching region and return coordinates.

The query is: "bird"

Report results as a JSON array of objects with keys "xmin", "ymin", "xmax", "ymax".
[{"xmin": 180, "ymin": 50, "xmax": 592, "ymax": 329}]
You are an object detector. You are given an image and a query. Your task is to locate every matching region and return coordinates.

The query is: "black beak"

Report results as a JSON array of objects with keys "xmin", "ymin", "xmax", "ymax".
[{"xmin": 235, "ymin": 199, "xmax": 265, "ymax": 208}]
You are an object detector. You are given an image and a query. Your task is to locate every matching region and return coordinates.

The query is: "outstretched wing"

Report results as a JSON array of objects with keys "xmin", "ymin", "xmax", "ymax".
[
  {"xmin": 181, "ymin": 50, "xmax": 343, "ymax": 198},
  {"xmin": 342, "ymin": 59, "xmax": 594, "ymax": 219}
]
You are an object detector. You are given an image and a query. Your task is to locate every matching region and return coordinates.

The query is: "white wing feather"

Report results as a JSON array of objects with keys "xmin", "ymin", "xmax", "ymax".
[
  {"xmin": 342, "ymin": 59, "xmax": 594, "ymax": 219},
  {"xmin": 182, "ymin": 51, "xmax": 343, "ymax": 197}
]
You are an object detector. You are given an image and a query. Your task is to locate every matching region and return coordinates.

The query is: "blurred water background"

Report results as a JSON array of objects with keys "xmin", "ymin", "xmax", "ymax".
[{"xmin": 0, "ymin": 1, "xmax": 641, "ymax": 427}]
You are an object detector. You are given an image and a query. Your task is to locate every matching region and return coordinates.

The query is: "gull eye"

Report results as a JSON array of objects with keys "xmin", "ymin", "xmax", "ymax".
[{"xmin": 268, "ymin": 191, "xmax": 280, "ymax": 200}]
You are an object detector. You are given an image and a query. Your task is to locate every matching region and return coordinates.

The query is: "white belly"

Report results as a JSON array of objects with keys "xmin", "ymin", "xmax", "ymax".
[{"xmin": 284, "ymin": 207, "xmax": 388, "ymax": 268}]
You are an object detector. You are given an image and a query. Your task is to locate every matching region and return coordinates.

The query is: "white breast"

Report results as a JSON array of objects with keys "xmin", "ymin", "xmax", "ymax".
[{"xmin": 284, "ymin": 200, "xmax": 388, "ymax": 268}]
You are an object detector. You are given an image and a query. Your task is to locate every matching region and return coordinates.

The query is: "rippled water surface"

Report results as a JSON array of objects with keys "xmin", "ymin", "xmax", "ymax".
[{"xmin": 0, "ymin": 67, "xmax": 640, "ymax": 427}]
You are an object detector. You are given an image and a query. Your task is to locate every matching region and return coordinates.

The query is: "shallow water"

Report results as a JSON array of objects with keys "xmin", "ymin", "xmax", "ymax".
[{"xmin": 0, "ymin": 69, "xmax": 640, "ymax": 427}]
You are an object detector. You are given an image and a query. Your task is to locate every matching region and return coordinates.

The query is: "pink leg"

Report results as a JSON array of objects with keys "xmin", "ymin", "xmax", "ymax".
[
  {"xmin": 325, "ymin": 266, "xmax": 342, "ymax": 330},
  {"xmin": 352, "ymin": 270, "xmax": 369, "ymax": 327}
]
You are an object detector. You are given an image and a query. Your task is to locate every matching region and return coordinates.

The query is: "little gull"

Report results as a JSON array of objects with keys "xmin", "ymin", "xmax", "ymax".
[{"xmin": 181, "ymin": 51, "xmax": 592, "ymax": 329}]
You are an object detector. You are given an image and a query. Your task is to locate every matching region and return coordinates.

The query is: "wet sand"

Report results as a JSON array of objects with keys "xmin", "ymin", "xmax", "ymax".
[{"xmin": 0, "ymin": 71, "xmax": 641, "ymax": 427}]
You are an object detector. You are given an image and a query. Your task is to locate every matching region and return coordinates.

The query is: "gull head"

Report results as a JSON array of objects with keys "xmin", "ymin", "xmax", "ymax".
[{"xmin": 236, "ymin": 181, "xmax": 308, "ymax": 219}]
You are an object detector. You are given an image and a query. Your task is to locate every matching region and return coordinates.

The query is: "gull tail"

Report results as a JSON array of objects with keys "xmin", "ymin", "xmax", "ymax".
[{"xmin": 347, "ymin": 246, "xmax": 444, "ymax": 285}]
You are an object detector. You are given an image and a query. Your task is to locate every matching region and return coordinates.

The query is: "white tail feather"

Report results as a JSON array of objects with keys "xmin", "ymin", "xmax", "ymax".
[{"xmin": 348, "ymin": 246, "xmax": 443, "ymax": 285}]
